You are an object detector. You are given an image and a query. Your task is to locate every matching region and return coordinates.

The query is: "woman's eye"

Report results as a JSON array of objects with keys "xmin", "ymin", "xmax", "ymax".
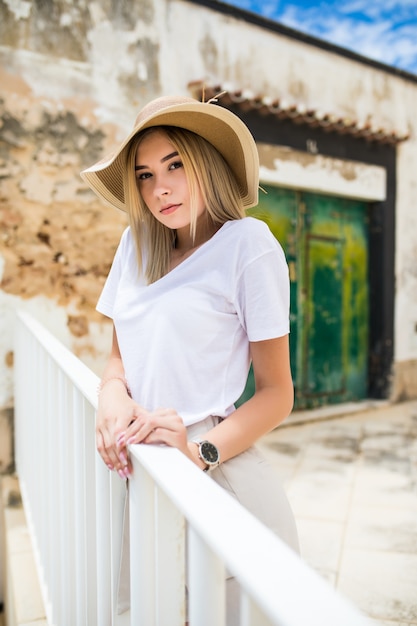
[
  {"xmin": 136, "ymin": 171, "xmax": 151, "ymax": 181},
  {"xmin": 169, "ymin": 160, "xmax": 183, "ymax": 171}
]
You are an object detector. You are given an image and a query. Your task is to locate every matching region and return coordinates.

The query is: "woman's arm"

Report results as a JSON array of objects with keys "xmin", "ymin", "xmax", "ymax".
[
  {"xmin": 119, "ymin": 334, "xmax": 293, "ymax": 472},
  {"xmin": 186, "ymin": 334, "xmax": 293, "ymax": 466},
  {"xmin": 96, "ymin": 325, "xmax": 148, "ymax": 475}
]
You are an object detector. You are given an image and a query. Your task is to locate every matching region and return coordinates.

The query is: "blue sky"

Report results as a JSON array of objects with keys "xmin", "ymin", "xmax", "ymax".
[{"xmin": 222, "ymin": 0, "xmax": 417, "ymax": 75}]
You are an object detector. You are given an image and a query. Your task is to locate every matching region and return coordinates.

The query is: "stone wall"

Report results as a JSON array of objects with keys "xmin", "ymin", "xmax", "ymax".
[{"xmin": 0, "ymin": 68, "xmax": 128, "ymax": 399}]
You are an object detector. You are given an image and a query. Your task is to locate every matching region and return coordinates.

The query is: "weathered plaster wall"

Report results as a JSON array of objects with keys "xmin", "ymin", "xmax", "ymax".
[
  {"xmin": 258, "ymin": 144, "xmax": 387, "ymax": 202},
  {"xmin": 0, "ymin": 0, "xmax": 416, "ymax": 422},
  {"xmin": 0, "ymin": 69, "xmax": 128, "ymax": 365},
  {"xmin": 395, "ymin": 137, "xmax": 417, "ymax": 364}
]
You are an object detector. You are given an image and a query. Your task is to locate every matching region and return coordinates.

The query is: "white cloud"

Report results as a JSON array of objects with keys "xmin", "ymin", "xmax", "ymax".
[
  {"xmin": 260, "ymin": 2, "xmax": 283, "ymax": 19},
  {"xmin": 341, "ymin": 0, "xmax": 417, "ymax": 20},
  {"xmin": 277, "ymin": 3, "xmax": 417, "ymax": 73}
]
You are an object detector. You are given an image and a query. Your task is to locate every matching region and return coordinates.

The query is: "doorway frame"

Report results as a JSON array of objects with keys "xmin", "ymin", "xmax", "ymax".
[{"xmin": 229, "ymin": 105, "xmax": 396, "ymax": 400}]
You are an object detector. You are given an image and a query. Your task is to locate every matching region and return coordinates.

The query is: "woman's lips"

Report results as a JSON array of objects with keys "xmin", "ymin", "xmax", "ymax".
[{"xmin": 160, "ymin": 204, "xmax": 180, "ymax": 215}]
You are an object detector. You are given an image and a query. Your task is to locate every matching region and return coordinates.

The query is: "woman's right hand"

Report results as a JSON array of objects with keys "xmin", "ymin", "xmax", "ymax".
[{"xmin": 96, "ymin": 379, "xmax": 146, "ymax": 478}]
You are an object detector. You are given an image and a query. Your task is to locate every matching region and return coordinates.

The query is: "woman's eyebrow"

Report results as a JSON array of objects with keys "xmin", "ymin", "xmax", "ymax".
[{"xmin": 135, "ymin": 151, "xmax": 179, "ymax": 170}]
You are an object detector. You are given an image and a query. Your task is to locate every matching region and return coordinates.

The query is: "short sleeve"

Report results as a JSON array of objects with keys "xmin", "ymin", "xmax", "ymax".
[
  {"xmin": 96, "ymin": 227, "xmax": 129, "ymax": 319},
  {"xmin": 234, "ymin": 243, "xmax": 290, "ymax": 342}
]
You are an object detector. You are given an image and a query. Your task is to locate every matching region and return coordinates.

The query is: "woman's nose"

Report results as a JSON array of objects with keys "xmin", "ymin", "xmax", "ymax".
[{"xmin": 154, "ymin": 176, "xmax": 170, "ymax": 197}]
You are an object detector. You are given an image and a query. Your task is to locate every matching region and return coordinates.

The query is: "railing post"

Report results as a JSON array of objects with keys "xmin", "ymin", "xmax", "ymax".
[
  {"xmin": 155, "ymin": 486, "xmax": 186, "ymax": 625},
  {"xmin": 58, "ymin": 374, "xmax": 75, "ymax": 625},
  {"xmin": 43, "ymin": 353, "xmax": 55, "ymax": 623},
  {"xmin": 73, "ymin": 389, "xmax": 88, "ymax": 625},
  {"xmin": 84, "ymin": 402, "xmax": 98, "ymax": 625},
  {"xmin": 240, "ymin": 593, "xmax": 271, "ymax": 626},
  {"xmin": 129, "ymin": 457, "xmax": 156, "ymax": 624},
  {"xmin": 110, "ymin": 471, "xmax": 129, "ymax": 620},
  {"xmin": 187, "ymin": 526, "xmax": 226, "ymax": 626},
  {"xmin": 96, "ymin": 452, "xmax": 112, "ymax": 626}
]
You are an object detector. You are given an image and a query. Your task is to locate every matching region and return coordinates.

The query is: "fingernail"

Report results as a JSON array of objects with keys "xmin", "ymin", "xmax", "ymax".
[
  {"xmin": 117, "ymin": 469, "xmax": 125, "ymax": 479},
  {"xmin": 127, "ymin": 437, "xmax": 135, "ymax": 445},
  {"xmin": 107, "ymin": 464, "xmax": 114, "ymax": 471},
  {"xmin": 119, "ymin": 452, "xmax": 127, "ymax": 466},
  {"xmin": 123, "ymin": 467, "xmax": 131, "ymax": 478},
  {"xmin": 116, "ymin": 432, "xmax": 125, "ymax": 445}
]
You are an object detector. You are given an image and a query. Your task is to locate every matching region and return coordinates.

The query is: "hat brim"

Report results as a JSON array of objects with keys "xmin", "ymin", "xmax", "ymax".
[{"xmin": 80, "ymin": 99, "xmax": 259, "ymax": 211}]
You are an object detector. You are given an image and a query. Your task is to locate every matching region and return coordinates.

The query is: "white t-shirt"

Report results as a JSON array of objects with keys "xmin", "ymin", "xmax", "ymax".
[{"xmin": 97, "ymin": 217, "xmax": 290, "ymax": 426}]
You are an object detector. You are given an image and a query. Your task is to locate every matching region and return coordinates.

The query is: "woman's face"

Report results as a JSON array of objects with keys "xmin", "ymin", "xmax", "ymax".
[{"xmin": 135, "ymin": 130, "xmax": 205, "ymax": 231}]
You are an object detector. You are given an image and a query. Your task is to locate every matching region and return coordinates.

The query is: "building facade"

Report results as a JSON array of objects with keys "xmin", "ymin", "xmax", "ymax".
[{"xmin": 1, "ymin": 0, "xmax": 416, "ymax": 438}]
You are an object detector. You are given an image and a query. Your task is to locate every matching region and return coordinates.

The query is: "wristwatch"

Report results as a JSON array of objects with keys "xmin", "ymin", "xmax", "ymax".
[{"xmin": 191, "ymin": 439, "xmax": 220, "ymax": 472}]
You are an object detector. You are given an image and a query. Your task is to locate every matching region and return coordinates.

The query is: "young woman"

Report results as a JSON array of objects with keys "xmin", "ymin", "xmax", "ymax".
[{"xmin": 81, "ymin": 95, "xmax": 299, "ymax": 621}]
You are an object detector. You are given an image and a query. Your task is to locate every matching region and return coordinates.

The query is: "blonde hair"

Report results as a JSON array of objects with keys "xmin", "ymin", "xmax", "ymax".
[{"xmin": 124, "ymin": 126, "xmax": 246, "ymax": 284}]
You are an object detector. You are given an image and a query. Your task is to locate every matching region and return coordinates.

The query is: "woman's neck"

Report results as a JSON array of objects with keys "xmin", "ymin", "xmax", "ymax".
[
  {"xmin": 174, "ymin": 218, "xmax": 219, "ymax": 254},
  {"xmin": 168, "ymin": 218, "xmax": 221, "ymax": 272}
]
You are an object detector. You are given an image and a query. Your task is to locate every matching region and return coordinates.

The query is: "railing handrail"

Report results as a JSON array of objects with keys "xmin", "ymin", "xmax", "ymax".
[
  {"xmin": 129, "ymin": 443, "xmax": 364, "ymax": 626},
  {"xmin": 13, "ymin": 310, "xmax": 372, "ymax": 625}
]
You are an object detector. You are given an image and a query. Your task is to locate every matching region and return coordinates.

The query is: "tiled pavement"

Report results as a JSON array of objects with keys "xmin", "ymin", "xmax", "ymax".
[{"xmin": 258, "ymin": 399, "xmax": 417, "ymax": 626}]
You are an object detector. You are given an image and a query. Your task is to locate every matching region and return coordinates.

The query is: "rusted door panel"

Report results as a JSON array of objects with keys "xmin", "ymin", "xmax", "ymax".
[
  {"xmin": 340, "ymin": 202, "xmax": 369, "ymax": 400},
  {"xmin": 301, "ymin": 193, "xmax": 369, "ymax": 406},
  {"xmin": 304, "ymin": 235, "xmax": 345, "ymax": 396}
]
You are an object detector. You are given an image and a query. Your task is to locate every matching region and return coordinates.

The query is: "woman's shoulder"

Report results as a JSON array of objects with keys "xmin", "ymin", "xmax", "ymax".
[
  {"xmin": 225, "ymin": 216, "xmax": 273, "ymax": 236},
  {"xmin": 223, "ymin": 217, "xmax": 280, "ymax": 252},
  {"xmin": 116, "ymin": 226, "xmax": 135, "ymax": 254},
  {"xmin": 112, "ymin": 226, "xmax": 139, "ymax": 266},
  {"xmin": 120, "ymin": 225, "xmax": 132, "ymax": 244}
]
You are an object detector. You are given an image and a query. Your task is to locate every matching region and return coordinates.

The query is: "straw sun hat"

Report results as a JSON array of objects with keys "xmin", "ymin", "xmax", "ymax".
[{"xmin": 80, "ymin": 95, "xmax": 259, "ymax": 212}]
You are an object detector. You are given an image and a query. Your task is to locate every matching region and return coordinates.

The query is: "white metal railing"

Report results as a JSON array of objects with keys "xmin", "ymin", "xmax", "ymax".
[{"xmin": 13, "ymin": 310, "xmax": 372, "ymax": 626}]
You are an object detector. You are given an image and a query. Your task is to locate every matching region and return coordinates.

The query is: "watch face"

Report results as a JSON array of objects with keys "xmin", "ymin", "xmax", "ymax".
[{"xmin": 200, "ymin": 441, "xmax": 219, "ymax": 464}]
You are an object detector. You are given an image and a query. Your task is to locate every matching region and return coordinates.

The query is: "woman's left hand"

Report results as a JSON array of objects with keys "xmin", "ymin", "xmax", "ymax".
[{"xmin": 117, "ymin": 407, "xmax": 192, "ymax": 460}]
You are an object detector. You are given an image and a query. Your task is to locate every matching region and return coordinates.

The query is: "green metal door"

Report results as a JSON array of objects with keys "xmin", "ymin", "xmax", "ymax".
[
  {"xmin": 304, "ymin": 234, "xmax": 344, "ymax": 395},
  {"xmin": 240, "ymin": 187, "xmax": 369, "ymax": 410}
]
